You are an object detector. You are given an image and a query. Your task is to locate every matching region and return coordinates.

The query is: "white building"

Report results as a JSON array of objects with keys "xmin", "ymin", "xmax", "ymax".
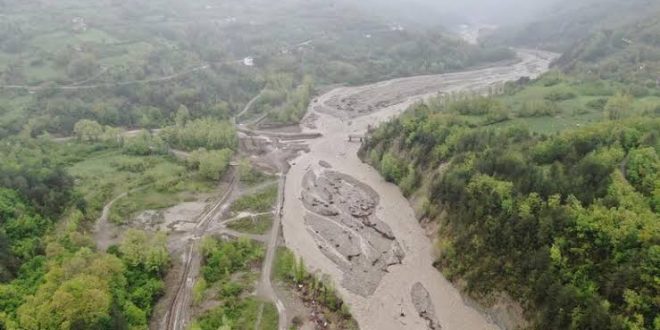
[
  {"xmin": 72, "ymin": 17, "xmax": 88, "ymax": 33},
  {"xmin": 243, "ymin": 57, "xmax": 255, "ymax": 67}
]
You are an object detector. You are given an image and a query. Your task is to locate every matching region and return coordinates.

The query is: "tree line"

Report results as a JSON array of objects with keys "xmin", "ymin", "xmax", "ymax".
[{"xmin": 361, "ymin": 98, "xmax": 659, "ymax": 329}]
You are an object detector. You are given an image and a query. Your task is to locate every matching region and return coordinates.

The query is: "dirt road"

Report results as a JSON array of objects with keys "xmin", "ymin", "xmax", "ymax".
[
  {"xmin": 255, "ymin": 174, "xmax": 287, "ymax": 329},
  {"xmin": 95, "ymin": 185, "xmax": 151, "ymax": 251},
  {"xmin": 234, "ymin": 89, "xmax": 265, "ymax": 124},
  {"xmin": 81, "ymin": 93, "xmax": 293, "ymax": 329},
  {"xmin": 281, "ymin": 49, "xmax": 559, "ymax": 330},
  {"xmin": 162, "ymin": 159, "xmax": 291, "ymax": 330},
  {"xmin": 0, "ymin": 65, "xmax": 211, "ymax": 92},
  {"xmin": 164, "ymin": 173, "xmax": 238, "ymax": 330}
]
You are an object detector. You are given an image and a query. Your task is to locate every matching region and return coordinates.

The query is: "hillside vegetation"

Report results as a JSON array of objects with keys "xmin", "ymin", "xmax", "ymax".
[
  {"xmin": 492, "ymin": 0, "xmax": 660, "ymax": 51},
  {"xmin": 0, "ymin": 0, "xmax": 512, "ymax": 135},
  {"xmin": 362, "ymin": 97, "xmax": 659, "ymax": 328},
  {"xmin": 556, "ymin": 17, "xmax": 660, "ymax": 86},
  {"xmin": 362, "ymin": 9, "xmax": 660, "ymax": 328}
]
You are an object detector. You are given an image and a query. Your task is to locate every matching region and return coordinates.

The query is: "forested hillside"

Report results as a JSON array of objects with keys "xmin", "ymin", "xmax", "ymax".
[
  {"xmin": 491, "ymin": 0, "xmax": 660, "ymax": 51},
  {"xmin": 0, "ymin": 0, "xmax": 512, "ymax": 136},
  {"xmin": 0, "ymin": 136, "xmax": 173, "ymax": 329},
  {"xmin": 555, "ymin": 17, "xmax": 660, "ymax": 85},
  {"xmin": 362, "ymin": 6, "xmax": 660, "ymax": 328},
  {"xmin": 362, "ymin": 101, "xmax": 659, "ymax": 328}
]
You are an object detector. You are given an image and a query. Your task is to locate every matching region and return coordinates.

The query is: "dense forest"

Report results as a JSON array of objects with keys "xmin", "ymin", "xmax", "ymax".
[
  {"xmin": 491, "ymin": 0, "xmax": 660, "ymax": 52},
  {"xmin": 0, "ymin": 183, "xmax": 169, "ymax": 329},
  {"xmin": 555, "ymin": 18, "xmax": 660, "ymax": 85},
  {"xmin": 362, "ymin": 103, "xmax": 659, "ymax": 328}
]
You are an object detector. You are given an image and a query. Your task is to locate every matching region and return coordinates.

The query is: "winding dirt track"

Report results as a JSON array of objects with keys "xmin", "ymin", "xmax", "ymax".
[
  {"xmin": 0, "ymin": 65, "xmax": 211, "ymax": 92},
  {"xmin": 255, "ymin": 174, "xmax": 288, "ymax": 329},
  {"xmin": 163, "ymin": 140, "xmax": 292, "ymax": 330},
  {"xmin": 95, "ymin": 185, "xmax": 151, "ymax": 251},
  {"xmin": 0, "ymin": 57, "xmax": 245, "ymax": 93},
  {"xmin": 281, "ymin": 49, "xmax": 559, "ymax": 330}
]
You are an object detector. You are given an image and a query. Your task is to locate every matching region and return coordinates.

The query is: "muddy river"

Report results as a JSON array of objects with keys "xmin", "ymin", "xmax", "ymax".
[{"xmin": 281, "ymin": 49, "xmax": 558, "ymax": 330}]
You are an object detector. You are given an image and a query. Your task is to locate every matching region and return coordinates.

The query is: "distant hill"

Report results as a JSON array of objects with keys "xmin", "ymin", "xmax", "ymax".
[
  {"xmin": 486, "ymin": 0, "xmax": 660, "ymax": 87},
  {"xmin": 555, "ymin": 16, "xmax": 660, "ymax": 85},
  {"xmin": 358, "ymin": 3, "xmax": 659, "ymax": 329},
  {"xmin": 490, "ymin": 0, "xmax": 660, "ymax": 51}
]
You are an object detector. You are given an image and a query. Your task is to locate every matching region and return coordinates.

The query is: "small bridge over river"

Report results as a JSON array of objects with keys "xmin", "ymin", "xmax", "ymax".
[{"xmin": 348, "ymin": 134, "xmax": 366, "ymax": 142}]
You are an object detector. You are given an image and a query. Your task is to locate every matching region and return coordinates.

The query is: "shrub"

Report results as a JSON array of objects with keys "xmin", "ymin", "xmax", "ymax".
[
  {"xmin": 519, "ymin": 100, "xmax": 561, "ymax": 117},
  {"xmin": 380, "ymin": 152, "xmax": 407, "ymax": 183},
  {"xmin": 544, "ymin": 90, "xmax": 576, "ymax": 102},
  {"xmin": 586, "ymin": 98, "xmax": 608, "ymax": 110}
]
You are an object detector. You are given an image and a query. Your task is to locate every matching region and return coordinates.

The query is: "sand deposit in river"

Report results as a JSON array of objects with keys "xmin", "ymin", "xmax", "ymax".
[
  {"xmin": 411, "ymin": 282, "xmax": 442, "ymax": 330},
  {"xmin": 301, "ymin": 170, "xmax": 404, "ymax": 296},
  {"xmin": 321, "ymin": 49, "xmax": 557, "ymax": 118}
]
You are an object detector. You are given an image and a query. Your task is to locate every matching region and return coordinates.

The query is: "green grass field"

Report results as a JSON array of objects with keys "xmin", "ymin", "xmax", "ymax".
[
  {"xmin": 1, "ymin": 7, "xmax": 192, "ymax": 85},
  {"xmin": 230, "ymin": 184, "xmax": 278, "ymax": 213},
  {"xmin": 484, "ymin": 73, "xmax": 660, "ymax": 134},
  {"xmin": 108, "ymin": 181, "xmax": 210, "ymax": 224},
  {"xmin": 67, "ymin": 146, "xmax": 213, "ymax": 221},
  {"xmin": 227, "ymin": 214, "xmax": 273, "ymax": 235}
]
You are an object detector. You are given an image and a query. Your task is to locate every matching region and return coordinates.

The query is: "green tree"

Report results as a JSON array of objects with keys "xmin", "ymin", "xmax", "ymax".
[
  {"xmin": 73, "ymin": 119, "xmax": 103, "ymax": 142},
  {"xmin": 91, "ymin": 103, "xmax": 120, "ymax": 126},
  {"xmin": 203, "ymin": 102, "xmax": 231, "ymax": 120},
  {"xmin": 119, "ymin": 230, "xmax": 169, "ymax": 274},
  {"xmin": 123, "ymin": 131, "xmax": 168, "ymax": 156},
  {"xmin": 605, "ymin": 92, "xmax": 633, "ymax": 120},
  {"xmin": 175, "ymin": 105, "xmax": 190, "ymax": 128},
  {"xmin": 161, "ymin": 118, "xmax": 237, "ymax": 151},
  {"xmin": 101, "ymin": 126, "xmax": 125, "ymax": 146},
  {"xmin": 2, "ymin": 60, "xmax": 24, "ymax": 84},
  {"xmin": 192, "ymin": 278, "xmax": 207, "ymax": 306},
  {"xmin": 626, "ymin": 147, "xmax": 659, "ymax": 195},
  {"xmin": 66, "ymin": 55, "xmax": 99, "ymax": 80},
  {"xmin": 16, "ymin": 249, "xmax": 124, "ymax": 330},
  {"xmin": 381, "ymin": 152, "xmax": 406, "ymax": 183},
  {"xmin": 188, "ymin": 149, "xmax": 233, "ymax": 181}
]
